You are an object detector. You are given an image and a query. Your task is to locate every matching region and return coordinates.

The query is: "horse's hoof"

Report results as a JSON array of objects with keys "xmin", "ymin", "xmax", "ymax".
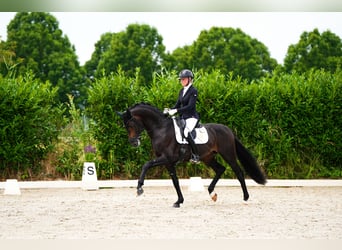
[
  {"xmin": 137, "ymin": 187, "xmax": 144, "ymax": 196},
  {"xmin": 173, "ymin": 203, "xmax": 180, "ymax": 208},
  {"xmin": 210, "ymin": 192, "xmax": 217, "ymax": 202}
]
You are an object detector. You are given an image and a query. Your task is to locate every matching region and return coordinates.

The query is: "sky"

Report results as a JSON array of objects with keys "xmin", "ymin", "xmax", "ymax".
[{"xmin": 0, "ymin": 12, "xmax": 341, "ymax": 66}]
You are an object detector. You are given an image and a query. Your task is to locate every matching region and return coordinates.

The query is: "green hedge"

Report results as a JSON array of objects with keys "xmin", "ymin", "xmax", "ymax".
[
  {"xmin": 1, "ymin": 69, "xmax": 340, "ymax": 180},
  {"xmin": 0, "ymin": 73, "xmax": 64, "ymax": 179},
  {"xmin": 87, "ymin": 69, "xmax": 341, "ymax": 179}
]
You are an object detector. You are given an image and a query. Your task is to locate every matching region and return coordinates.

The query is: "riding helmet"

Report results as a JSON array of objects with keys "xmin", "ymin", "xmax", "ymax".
[{"xmin": 178, "ymin": 69, "xmax": 194, "ymax": 79}]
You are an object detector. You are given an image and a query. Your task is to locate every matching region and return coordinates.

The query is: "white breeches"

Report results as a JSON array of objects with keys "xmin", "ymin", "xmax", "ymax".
[{"xmin": 184, "ymin": 118, "xmax": 198, "ymax": 137}]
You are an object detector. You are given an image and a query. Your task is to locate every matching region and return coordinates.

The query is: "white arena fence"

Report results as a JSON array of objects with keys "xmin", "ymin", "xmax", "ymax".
[{"xmin": 1, "ymin": 179, "xmax": 342, "ymax": 190}]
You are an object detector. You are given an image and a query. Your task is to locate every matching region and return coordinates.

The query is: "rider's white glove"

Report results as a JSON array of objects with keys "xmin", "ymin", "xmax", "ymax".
[
  {"xmin": 163, "ymin": 108, "xmax": 169, "ymax": 114},
  {"xmin": 168, "ymin": 109, "xmax": 177, "ymax": 116}
]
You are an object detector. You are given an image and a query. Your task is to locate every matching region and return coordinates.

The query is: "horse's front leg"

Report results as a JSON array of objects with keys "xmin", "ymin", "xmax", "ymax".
[
  {"xmin": 167, "ymin": 165, "xmax": 184, "ymax": 208},
  {"xmin": 137, "ymin": 157, "xmax": 167, "ymax": 196}
]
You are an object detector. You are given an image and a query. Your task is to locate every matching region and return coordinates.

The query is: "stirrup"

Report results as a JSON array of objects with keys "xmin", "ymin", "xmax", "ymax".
[{"xmin": 190, "ymin": 154, "xmax": 200, "ymax": 164}]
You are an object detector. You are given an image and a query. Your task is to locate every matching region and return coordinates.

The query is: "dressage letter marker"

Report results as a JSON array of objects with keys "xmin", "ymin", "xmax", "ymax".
[
  {"xmin": 82, "ymin": 162, "xmax": 99, "ymax": 190},
  {"xmin": 4, "ymin": 179, "xmax": 21, "ymax": 195},
  {"xmin": 188, "ymin": 177, "xmax": 204, "ymax": 192}
]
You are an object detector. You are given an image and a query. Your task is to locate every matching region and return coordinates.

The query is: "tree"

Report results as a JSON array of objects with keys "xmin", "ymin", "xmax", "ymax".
[
  {"xmin": 0, "ymin": 40, "xmax": 24, "ymax": 76},
  {"xmin": 284, "ymin": 29, "xmax": 342, "ymax": 73},
  {"xmin": 166, "ymin": 27, "xmax": 277, "ymax": 81},
  {"xmin": 163, "ymin": 45, "xmax": 194, "ymax": 72},
  {"xmin": 83, "ymin": 32, "xmax": 113, "ymax": 80},
  {"xmin": 95, "ymin": 24, "xmax": 166, "ymax": 84},
  {"xmin": 6, "ymin": 12, "xmax": 85, "ymax": 106}
]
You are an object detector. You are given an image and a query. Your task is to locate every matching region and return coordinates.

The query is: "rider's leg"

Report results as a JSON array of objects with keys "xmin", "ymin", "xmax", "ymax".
[
  {"xmin": 187, "ymin": 133, "xmax": 200, "ymax": 163},
  {"xmin": 184, "ymin": 118, "xmax": 200, "ymax": 163}
]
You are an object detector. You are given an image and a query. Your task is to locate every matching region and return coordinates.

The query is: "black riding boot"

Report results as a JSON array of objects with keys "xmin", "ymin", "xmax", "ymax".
[{"xmin": 186, "ymin": 133, "xmax": 200, "ymax": 164}]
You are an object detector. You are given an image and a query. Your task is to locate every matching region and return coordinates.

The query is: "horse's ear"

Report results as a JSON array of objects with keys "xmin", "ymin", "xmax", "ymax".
[
  {"xmin": 125, "ymin": 109, "xmax": 132, "ymax": 119},
  {"xmin": 116, "ymin": 110, "xmax": 131, "ymax": 120},
  {"xmin": 116, "ymin": 111, "xmax": 124, "ymax": 119}
]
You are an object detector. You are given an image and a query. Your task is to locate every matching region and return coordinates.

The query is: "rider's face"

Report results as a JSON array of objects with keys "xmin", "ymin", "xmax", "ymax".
[{"xmin": 180, "ymin": 77, "xmax": 189, "ymax": 87}]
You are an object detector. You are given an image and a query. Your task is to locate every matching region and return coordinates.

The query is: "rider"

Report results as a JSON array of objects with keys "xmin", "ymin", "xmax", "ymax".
[{"xmin": 165, "ymin": 69, "xmax": 200, "ymax": 164}]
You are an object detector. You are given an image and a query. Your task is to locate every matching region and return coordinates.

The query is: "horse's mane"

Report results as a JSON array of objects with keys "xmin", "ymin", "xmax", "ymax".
[{"xmin": 130, "ymin": 102, "xmax": 164, "ymax": 117}]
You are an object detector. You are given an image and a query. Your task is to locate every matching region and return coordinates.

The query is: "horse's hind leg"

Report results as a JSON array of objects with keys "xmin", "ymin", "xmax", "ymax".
[
  {"xmin": 218, "ymin": 136, "xmax": 249, "ymax": 201},
  {"xmin": 228, "ymin": 159, "xmax": 249, "ymax": 201},
  {"xmin": 206, "ymin": 159, "xmax": 226, "ymax": 202}
]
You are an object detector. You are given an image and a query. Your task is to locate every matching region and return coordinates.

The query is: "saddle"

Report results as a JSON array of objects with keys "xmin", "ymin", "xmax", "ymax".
[{"xmin": 172, "ymin": 117, "xmax": 208, "ymax": 144}]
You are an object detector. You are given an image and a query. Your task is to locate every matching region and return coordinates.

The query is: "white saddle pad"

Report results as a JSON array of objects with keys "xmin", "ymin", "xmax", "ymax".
[{"xmin": 172, "ymin": 118, "xmax": 209, "ymax": 144}]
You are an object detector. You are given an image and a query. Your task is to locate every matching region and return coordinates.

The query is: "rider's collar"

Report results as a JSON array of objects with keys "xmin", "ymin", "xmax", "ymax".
[{"xmin": 183, "ymin": 82, "xmax": 192, "ymax": 95}]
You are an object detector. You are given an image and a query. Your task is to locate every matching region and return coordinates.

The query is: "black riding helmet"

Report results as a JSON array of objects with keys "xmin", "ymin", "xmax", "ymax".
[{"xmin": 178, "ymin": 69, "xmax": 194, "ymax": 79}]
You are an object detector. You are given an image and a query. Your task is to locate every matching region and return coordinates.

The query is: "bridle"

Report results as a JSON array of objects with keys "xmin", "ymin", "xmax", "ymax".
[{"xmin": 125, "ymin": 116, "xmax": 145, "ymax": 145}]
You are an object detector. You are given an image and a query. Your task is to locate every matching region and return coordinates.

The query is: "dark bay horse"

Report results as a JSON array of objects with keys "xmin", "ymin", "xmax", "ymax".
[{"xmin": 119, "ymin": 103, "xmax": 266, "ymax": 207}]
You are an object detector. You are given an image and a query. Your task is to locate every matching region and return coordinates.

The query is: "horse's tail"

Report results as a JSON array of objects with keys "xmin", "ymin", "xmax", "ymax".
[{"xmin": 235, "ymin": 137, "xmax": 266, "ymax": 185}]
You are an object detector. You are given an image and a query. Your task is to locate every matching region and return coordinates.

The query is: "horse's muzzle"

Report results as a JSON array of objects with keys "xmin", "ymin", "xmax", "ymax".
[{"xmin": 129, "ymin": 138, "xmax": 141, "ymax": 147}]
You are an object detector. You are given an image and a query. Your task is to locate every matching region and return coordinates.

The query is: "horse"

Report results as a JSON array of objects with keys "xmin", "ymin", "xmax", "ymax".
[{"xmin": 118, "ymin": 102, "xmax": 266, "ymax": 207}]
